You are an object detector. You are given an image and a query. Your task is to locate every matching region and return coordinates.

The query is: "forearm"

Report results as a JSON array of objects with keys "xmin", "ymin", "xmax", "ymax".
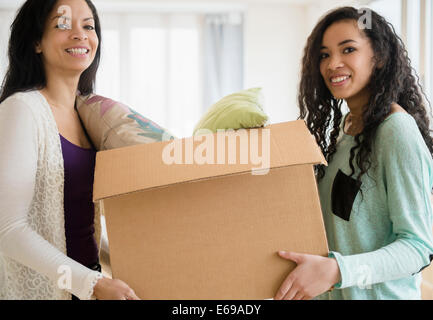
[
  {"xmin": 330, "ymin": 237, "xmax": 432, "ymax": 289},
  {"xmin": 0, "ymin": 223, "xmax": 102, "ymax": 299}
]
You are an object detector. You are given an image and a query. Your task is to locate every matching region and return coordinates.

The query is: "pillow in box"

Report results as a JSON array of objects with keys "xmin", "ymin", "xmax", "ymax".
[
  {"xmin": 76, "ymin": 94, "xmax": 176, "ymax": 151},
  {"xmin": 193, "ymin": 87, "xmax": 268, "ymax": 136}
]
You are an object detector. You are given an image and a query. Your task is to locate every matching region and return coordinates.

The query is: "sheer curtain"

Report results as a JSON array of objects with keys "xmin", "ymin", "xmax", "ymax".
[{"xmin": 202, "ymin": 13, "xmax": 244, "ymax": 112}]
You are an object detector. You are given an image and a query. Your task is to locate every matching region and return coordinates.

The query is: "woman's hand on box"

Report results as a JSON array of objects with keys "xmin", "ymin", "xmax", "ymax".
[
  {"xmin": 93, "ymin": 277, "xmax": 141, "ymax": 300},
  {"xmin": 273, "ymin": 251, "xmax": 341, "ymax": 300}
]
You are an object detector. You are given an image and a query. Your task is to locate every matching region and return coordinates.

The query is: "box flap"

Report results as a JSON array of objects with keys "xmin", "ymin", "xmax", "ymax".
[{"xmin": 93, "ymin": 120, "xmax": 327, "ymax": 201}]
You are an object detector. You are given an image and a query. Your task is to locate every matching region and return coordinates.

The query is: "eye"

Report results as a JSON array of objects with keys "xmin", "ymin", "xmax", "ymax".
[
  {"xmin": 84, "ymin": 25, "xmax": 95, "ymax": 31},
  {"xmin": 55, "ymin": 23, "xmax": 71, "ymax": 30},
  {"xmin": 343, "ymin": 47, "xmax": 356, "ymax": 54},
  {"xmin": 319, "ymin": 52, "xmax": 329, "ymax": 60}
]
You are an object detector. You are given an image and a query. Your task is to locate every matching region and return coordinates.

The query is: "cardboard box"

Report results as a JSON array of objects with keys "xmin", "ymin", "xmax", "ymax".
[{"xmin": 93, "ymin": 120, "xmax": 329, "ymax": 299}]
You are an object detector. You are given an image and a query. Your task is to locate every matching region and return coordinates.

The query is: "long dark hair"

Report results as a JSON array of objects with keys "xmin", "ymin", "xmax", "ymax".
[
  {"xmin": 298, "ymin": 6, "xmax": 433, "ymax": 185},
  {"xmin": 0, "ymin": 0, "xmax": 102, "ymax": 103}
]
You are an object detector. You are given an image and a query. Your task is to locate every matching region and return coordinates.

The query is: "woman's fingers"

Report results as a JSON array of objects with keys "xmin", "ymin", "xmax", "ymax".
[
  {"xmin": 121, "ymin": 287, "xmax": 141, "ymax": 300},
  {"xmin": 127, "ymin": 289, "xmax": 141, "ymax": 300},
  {"xmin": 275, "ymin": 250, "xmax": 305, "ymax": 300},
  {"xmin": 282, "ymin": 285, "xmax": 298, "ymax": 300},
  {"xmin": 274, "ymin": 276, "xmax": 294, "ymax": 300},
  {"xmin": 292, "ymin": 292, "xmax": 304, "ymax": 300},
  {"xmin": 278, "ymin": 251, "xmax": 303, "ymax": 264},
  {"xmin": 94, "ymin": 277, "xmax": 141, "ymax": 300}
]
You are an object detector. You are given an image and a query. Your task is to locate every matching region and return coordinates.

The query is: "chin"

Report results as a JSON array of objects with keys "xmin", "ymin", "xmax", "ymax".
[
  {"xmin": 70, "ymin": 63, "xmax": 93, "ymax": 72},
  {"xmin": 328, "ymin": 90, "xmax": 352, "ymax": 100},
  {"xmin": 65, "ymin": 67, "xmax": 91, "ymax": 78},
  {"xmin": 332, "ymin": 94, "xmax": 348, "ymax": 99}
]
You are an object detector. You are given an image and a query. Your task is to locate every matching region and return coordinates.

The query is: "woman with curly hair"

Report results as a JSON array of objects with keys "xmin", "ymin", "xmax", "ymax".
[{"xmin": 274, "ymin": 7, "xmax": 433, "ymax": 300}]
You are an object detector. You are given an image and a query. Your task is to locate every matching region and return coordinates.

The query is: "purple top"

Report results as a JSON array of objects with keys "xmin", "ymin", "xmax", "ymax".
[{"xmin": 60, "ymin": 134, "xmax": 99, "ymax": 267}]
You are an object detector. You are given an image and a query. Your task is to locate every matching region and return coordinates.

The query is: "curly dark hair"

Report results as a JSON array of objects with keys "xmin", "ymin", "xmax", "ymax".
[
  {"xmin": 0, "ymin": 0, "xmax": 102, "ymax": 103},
  {"xmin": 298, "ymin": 6, "xmax": 433, "ymax": 187}
]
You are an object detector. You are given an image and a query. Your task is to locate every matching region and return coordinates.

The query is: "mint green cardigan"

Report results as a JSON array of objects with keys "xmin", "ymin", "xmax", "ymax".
[{"xmin": 316, "ymin": 112, "xmax": 433, "ymax": 300}]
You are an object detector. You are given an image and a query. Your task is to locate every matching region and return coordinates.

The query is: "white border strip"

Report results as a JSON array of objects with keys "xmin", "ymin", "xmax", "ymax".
[
  {"xmin": 0, "ymin": 0, "xmax": 247, "ymax": 12},
  {"xmin": 92, "ymin": 1, "xmax": 247, "ymax": 13}
]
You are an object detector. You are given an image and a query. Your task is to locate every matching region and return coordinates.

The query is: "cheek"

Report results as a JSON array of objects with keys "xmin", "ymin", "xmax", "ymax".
[
  {"xmin": 356, "ymin": 61, "xmax": 375, "ymax": 84},
  {"xmin": 91, "ymin": 34, "xmax": 99, "ymax": 49},
  {"xmin": 88, "ymin": 35, "xmax": 99, "ymax": 58},
  {"xmin": 350, "ymin": 53, "xmax": 374, "ymax": 79},
  {"xmin": 40, "ymin": 39, "xmax": 57, "ymax": 59},
  {"xmin": 43, "ymin": 33, "xmax": 65, "ymax": 51}
]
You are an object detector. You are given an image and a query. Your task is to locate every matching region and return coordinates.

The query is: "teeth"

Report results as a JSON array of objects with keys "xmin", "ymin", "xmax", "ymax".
[
  {"xmin": 331, "ymin": 75, "xmax": 350, "ymax": 83},
  {"xmin": 66, "ymin": 48, "xmax": 88, "ymax": 55}
]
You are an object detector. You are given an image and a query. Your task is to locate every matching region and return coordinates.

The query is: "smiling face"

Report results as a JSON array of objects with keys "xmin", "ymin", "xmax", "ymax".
[
  {"xmin": 319, "ymin": 19, "xmax": 376, "ymax": 106},
  {"xmin": 36, "ymin": 0, "xmax": 99, "ymax": 76}
]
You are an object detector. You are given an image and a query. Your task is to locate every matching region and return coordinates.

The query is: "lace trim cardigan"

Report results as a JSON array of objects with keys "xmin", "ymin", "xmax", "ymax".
[{"xmin": 0, "ymin": 90, "xmax": 103, "ymax": 300}]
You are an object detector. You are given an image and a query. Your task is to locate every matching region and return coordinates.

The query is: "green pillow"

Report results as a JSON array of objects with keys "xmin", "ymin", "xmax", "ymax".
[{"xmin": 193, "ymin": 87, "xmax": 268, "ymax": 135}]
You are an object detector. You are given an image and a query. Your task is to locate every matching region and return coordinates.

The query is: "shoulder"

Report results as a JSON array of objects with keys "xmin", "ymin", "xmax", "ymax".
[
  {"xmin": 375, "ymin": 112, "xmax": 432, "ymax": 165},
  {"xmin": 0, "ymin": 90, "xmax": 45, "ymax": 119},
  {"xmin": 0, "ymin": 90, "xmax": 45, "ymax": 128},
  {"xmin": 1, "ymin": 90, "xmax": 42, "ymax": 107},
  {"xmin": 376, "ymin": 112, "xmax": 419, "ymax": 143}
]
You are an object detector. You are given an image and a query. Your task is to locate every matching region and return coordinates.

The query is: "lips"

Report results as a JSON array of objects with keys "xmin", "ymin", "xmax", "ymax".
[{"xmin": 329, "ymin": 74, "xmax": 351, "ymax": 86}]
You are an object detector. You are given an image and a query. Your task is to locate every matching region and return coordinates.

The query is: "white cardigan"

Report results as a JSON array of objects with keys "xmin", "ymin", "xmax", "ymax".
[{"xmin": 0, "ymin": 90, "xmax": 103, "ymax": 300}]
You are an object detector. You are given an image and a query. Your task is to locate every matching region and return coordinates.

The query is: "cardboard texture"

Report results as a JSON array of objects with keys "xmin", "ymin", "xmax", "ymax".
[
  {"xmin": 94, "ymin": 120, "xmax": 329, "ymax": 299},
  {"xmin": 422, "ymin": 264, "xmax": 433, "ymax": 300}
]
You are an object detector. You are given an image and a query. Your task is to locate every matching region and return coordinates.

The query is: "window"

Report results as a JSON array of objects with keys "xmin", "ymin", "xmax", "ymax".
[{"xmin": 96, "ymin": 12, "xmax": 203, "ymax": 138}]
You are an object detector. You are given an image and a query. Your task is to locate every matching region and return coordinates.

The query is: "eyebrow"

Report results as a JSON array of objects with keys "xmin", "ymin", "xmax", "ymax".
[{"xmin": 320, "ymin": 39, "xmax": 357, "ymax": 50}]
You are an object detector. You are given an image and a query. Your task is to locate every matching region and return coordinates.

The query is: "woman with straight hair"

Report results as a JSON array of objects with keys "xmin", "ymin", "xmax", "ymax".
[{"xmin": 0, "ymin": 0, "xmax": 139, "ymax": 300}]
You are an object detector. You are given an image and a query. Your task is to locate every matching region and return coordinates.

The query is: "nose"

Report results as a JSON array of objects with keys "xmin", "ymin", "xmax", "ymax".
[
  {"xmin": 327, "ymin": 54, "xmax": 344, "ymax": 71},
  {"xmin": 70, "ymin": 24, "xmax": 88, "ymax": 41}
]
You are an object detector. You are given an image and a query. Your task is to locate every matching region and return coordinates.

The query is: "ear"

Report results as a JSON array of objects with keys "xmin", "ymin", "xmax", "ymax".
[
  {"xmin": 375, "ymin": 57, "xmax": 385, "ymax": 69},
  {"xmin": 35, "ymin": 42, "xmax": 42, "ymax": 54}
]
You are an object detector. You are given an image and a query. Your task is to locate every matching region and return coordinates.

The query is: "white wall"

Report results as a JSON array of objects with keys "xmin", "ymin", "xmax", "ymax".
[{"xmin": 244, "ymin": 3, "xmax": 307, "ymax": 123}]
